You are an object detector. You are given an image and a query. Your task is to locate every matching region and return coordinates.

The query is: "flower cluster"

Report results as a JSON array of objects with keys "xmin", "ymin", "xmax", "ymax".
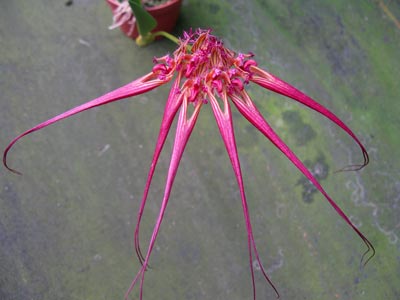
[
  {"xmin": 3, "ymin": 29, "xmax": 374, "ymax": 300},
  {"xmin": 108, "ymin": 0, "xmax": 136, "ymax": 36}
]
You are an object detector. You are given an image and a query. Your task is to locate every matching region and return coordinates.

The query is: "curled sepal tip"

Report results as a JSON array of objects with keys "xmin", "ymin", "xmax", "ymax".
[{"xmin": 3, "ymin": 72, "xmax": 170, "ymax": 175}]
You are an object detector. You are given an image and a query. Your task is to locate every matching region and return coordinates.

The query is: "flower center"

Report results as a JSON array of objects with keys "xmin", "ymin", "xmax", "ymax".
[{"xmin": 153, "ymin": 29, "xmax": 258, "ymax": 103}]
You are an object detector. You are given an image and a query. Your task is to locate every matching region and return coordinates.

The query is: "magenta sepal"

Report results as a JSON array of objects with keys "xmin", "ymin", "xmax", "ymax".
[
  {"xmin": 208, "ymin": 88, "xmax": 280, "ymax": 299},
  {"xmin": 125, "ymin": 92, "xmax": 202, "ymax": 300},
  {"xmin": 134, "ymin": 74, "xmax": 183, "ymax": 264},
  {"xmin": 3, "ymin": 72, "xmax": 170, "ymax": 175},
  {"xmin": 230, "ymin": 90, "xmax": 375, "ymax": 267},
  {"xmin": 250, "ymin": 66, "xmax": 369, "ymax": 171}
]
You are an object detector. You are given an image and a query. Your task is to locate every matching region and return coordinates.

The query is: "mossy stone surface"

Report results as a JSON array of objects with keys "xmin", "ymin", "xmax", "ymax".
[{"xmin": 1, "ymin": 1, "xmax": 399, "ymax": 299}]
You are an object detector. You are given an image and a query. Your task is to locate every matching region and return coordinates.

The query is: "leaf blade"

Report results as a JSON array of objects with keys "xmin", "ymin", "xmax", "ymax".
[{"xmin": 128, "ymin": 0, "xmax": 157, "ymax": 37}]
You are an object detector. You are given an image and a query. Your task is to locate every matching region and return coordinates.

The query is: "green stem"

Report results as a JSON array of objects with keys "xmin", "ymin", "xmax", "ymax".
[{"xmin": 152, "ymin": 31, "xmax": 180, "ymax": 45}]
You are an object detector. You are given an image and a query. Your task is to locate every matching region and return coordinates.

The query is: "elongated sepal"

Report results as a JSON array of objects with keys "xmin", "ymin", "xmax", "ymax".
[
  {"xmin": 3, "ymin": 72, "xmax": 169, "ymax": 174},
  {"xmin": 126, "ymin": 94, "xmax": 202, "ymax": 300},
  {"xmin": 250, "ymin": 66, "xmax": 369, "ymax": 171},
  {"xmin": 230, "ymin": 90, "xmax": 375, "ymax": 266},
  {"xmin": 208, "ymin": 89, "xmax": 279, "ymax": 300}
]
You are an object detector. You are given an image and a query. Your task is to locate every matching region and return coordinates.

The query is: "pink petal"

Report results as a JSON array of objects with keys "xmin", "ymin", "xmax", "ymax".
[
  {"xmin": 250, "ymin": 66, "xmax": 369, "ymax": 170},
  {"xmin": 134, "ymin": 75, "xmax": 184, "ymax": 264},
  {"xmin": 3, "ymin": 72, "xmax": 169, "ymax": 174},
  {"xmin": 230, "ymin": 90, "xmax": 375, "ymax": 265},
  {"xmin": 208, "ymin": 89, "xmax": 279, "ymax": 300},
  {"xmin": 125, "ymin": 93, "xmax": 202, "ymax": 300}
]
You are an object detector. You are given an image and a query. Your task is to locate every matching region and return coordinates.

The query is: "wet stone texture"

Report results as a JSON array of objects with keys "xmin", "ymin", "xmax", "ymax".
[
  {"xmin": 282, "ymin": 110, "xmax": 317, "ymax": 146},
  {"xmin": 1, "ymin": 1, "xmax": 400, "ymax": 300},
  {"xmin": 296, "ymin": 154, "xmax": 329, "ymax": 204}
]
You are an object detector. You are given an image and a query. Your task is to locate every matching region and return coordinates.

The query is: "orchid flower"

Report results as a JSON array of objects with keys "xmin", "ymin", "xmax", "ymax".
[
  {"xmin": 109, "ymin": 0, "xmax": 157, "ymax": 37},
  {"xmin": 3, "ymin": 29, "xmax": 374, "ymax": 300},
  {"xmin": 108, "ymin": 0, "xmax": 138, "ymax": 37},
  {"xmin": 108, "ymin": 0, "xmax": 178, "ymax": 46}
]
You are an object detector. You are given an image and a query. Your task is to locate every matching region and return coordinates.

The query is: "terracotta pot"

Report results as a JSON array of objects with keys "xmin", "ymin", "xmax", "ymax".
[{"xmin": 106, "ymin": 0, "xmax": 182, "ymax": 39}]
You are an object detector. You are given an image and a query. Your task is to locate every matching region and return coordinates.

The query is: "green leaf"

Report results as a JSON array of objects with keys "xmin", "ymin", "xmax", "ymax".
[{"xmin": 128, "ymin": 0, "xmax": 157, "ymax": 37}]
